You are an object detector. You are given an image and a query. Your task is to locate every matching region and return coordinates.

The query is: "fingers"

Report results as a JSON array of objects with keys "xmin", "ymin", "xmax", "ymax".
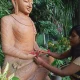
[
  {"xmin": 27, "ymin": 54, "xmax": 36, "ymax": 59},
  {"xmin": 34, "ymin": 57, "xmax": 42, "ymax": 65},
  {"xmin": 34, "ymin": 57, "xmax": 43, "ymax": 62},
  {"xmin": 30, "ymin": 51, "xmax": 40, "ymax": 57},
  {"xmin": 39, "ymin": 49, "xmax": 51, "ymax": 54}
]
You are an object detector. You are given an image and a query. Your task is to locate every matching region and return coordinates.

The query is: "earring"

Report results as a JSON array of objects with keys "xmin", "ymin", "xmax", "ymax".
[
  {"xmin": 14, "ymin": 1, "xmax": 18, "ymax": 14},
  {"xmin": 15, "ymin": 1, "xmax": 16, "ymax": 5}
]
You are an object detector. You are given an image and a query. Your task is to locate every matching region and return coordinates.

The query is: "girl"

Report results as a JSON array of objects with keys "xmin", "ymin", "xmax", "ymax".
[{"xmin": 35, "ymin": 25, "xmax": 80, "ymax": 80}]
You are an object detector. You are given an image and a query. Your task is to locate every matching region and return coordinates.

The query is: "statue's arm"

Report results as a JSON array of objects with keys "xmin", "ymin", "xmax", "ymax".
[
  {"xmin": 1, "ymin": 16, "xmax": 35, "ymax": 59},
  {"xmin": 34, "ymin": 41, "xmax": 40, "ymax": 51},
  {"xmin": 32, "ymin": 23, "xmax": 40, "ymax": 51},
  {"xmin": 33, "ymin": 22, "xmax": 46, "ymax": 54}
]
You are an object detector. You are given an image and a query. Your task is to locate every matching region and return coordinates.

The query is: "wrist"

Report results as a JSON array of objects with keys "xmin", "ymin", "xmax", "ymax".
[
  {"xmin": 47, "ymin": 49, "xmax": 51, "ymax": 55},
  {"xmin": 40, "ymin": 60, "xmax": 44, "ymax": 66},
  {"xmin": 40, "ymin": 60, "xmax": 47, "ymax": 67}
]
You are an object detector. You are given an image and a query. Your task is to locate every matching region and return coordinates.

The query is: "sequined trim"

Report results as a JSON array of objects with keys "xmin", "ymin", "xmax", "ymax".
[{"xmin": 72, "ymin": 74, "xmax": 80, "ymax": 79}]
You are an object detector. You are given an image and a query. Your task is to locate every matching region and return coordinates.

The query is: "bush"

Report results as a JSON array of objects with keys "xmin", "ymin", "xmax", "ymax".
[
  {"xmin": 48, "ymin": 37, "xmax": 71, "ymax": 80},
  {"xmin": 0, "ymin": 63, "xmax": 19, "ymax": 80}
]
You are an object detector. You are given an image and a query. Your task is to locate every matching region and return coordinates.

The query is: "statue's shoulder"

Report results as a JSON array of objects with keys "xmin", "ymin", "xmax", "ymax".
[{"xmin": 1, "ymin": 14, "xmax": 13, "ymax": 23}]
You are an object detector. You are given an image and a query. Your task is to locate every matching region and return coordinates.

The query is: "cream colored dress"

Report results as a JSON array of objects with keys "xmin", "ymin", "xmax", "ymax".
[{"xmin": 71, "ymin": 57, "xmax": 80, "ymax": 80}]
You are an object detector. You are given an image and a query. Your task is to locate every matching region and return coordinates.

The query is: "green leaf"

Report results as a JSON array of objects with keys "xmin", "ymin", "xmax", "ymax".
[
  {"xmin": 2, "ymin": 62, "xmax": 9, "ymax": 78},
  {"xmin": 8, "ymin": 73, "xmax": 14, "ymax": 80},
  {"xmin": 12, "ymin": 77, "xmax": 20, "ymax": 80}
]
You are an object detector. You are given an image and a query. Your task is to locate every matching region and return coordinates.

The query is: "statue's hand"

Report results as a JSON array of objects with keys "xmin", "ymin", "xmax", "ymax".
[
  {"xmin": 27, "ymin": 54, "xmax": 36, "ymax": 59},
  {"xmin": 30, "ymin": 51, "xmax": 39, "ymax": 57}
]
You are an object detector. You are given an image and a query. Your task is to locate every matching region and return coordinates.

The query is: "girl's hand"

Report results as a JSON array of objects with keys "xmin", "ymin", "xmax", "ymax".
[
  {"xmin": 30, "ymin": 51, "xmax": 39, "ymax": 57},
  {"xmin": 39, "ymin": 49, "xmax": 51, "ymax": 54},
  {"xmin": 39, "ymin": 50, "xmax": 48, "ymax": 54},
  {"xmin": 34, "ymin": 57, "xmax": 44, "ymax": 65}
]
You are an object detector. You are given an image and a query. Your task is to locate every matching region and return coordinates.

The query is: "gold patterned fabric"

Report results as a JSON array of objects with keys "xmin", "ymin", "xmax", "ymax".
[
  {"xmin": 73, "ymin": 57, "xmax": 80, "ymax": 66},
  {"xmin": 71, "ymin": 57, "xmax": 80, "ymax": 80}
]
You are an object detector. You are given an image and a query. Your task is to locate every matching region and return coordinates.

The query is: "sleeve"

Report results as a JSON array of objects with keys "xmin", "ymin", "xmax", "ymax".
[{"xmin": 73, "ymin": 57, "xmax": 80, "ymax": 66}]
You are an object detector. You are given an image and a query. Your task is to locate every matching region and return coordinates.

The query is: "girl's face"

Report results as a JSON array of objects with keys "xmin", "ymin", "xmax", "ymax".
[
  {"xmin": 69, "ymin": 30, "xmax": 80, "ymax": 47},
  {"xmin": 17, "ymin": 0, "xmax": 33, "ymax": 15}
]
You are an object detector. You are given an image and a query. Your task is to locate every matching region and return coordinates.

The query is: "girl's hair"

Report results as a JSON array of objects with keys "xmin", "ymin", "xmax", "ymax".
[
  {"xmin": 70, "ymin": 25, "xmax": 80, "ymax": 58},
  {"xmin": 70, "ymin": 44, "xmax": 80, "ymax": 58},
  {"xmin": 69, "ymin": 25, "xmax": 80, "ymax": 37}
]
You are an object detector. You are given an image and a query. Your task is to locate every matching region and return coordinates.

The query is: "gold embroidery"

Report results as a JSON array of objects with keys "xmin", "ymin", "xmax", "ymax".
[{"xmin": 72, "ymin": 74, "xmax": 80, "ymax": 79}]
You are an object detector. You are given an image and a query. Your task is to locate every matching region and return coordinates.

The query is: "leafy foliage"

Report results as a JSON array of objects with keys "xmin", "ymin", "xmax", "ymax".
[
  {"xmin": 48, "ymin": 37, "xmax": 70, "ymax": 52},
  {"xmin": 48, "ymin": 37, "xmax": 71, "ymax": 80},
  {"xmin": 31, "ymin": 0, "xmax": 78, "ymax": 38},
  {"xmin": 0, "ymin": 45, "xmax": 4, "ymax": 66},
  {"xmin": 0, "ymin": 63, "xmax": 19, "ymax": 80},
  {"xmin": 0, "ymin": 0, "xmax": 12, "ymax": 18}
]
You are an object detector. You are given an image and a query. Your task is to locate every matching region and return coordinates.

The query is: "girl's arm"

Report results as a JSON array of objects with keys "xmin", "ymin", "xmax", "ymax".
[
  {"xmin": 40, "ymin": 50, "xmax": 70, "ymax": 59},
  {"xmin": 34, "ymin": 41, "xmax": 70, "ymax": 59},
  {"xmin": 48, "ymin": 50, "xmax": 70, "ymax": 59},
  {"xmin": 35, "ymin": 57, "xmax": 80, "ymax": 77}
]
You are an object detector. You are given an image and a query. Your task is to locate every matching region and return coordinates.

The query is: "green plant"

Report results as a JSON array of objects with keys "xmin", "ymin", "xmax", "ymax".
[
  {"xmin": 48, "ymin": 37, "xmax": 70, "ymax": 52},
  {"xmin": 48, "ymin": 37, "xmax": 71, "ymax": 80},
  {"xmin": 31, "ymin": 0, "xmax": 78, "ymax": 37},
  {"xmin": 0, "ymin": 45, "xmax": 4, "ymax": 67},
  {"xmin": 0, "ymin": 63, "xmax": 19, "ymax": 80},
  {"xmin": 0, "ymin": 0, "xmax": 12, "ymax": 18},
  {"xmin": 36, "ymin": 33, "xmax": 44, "ymax": 46}
]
